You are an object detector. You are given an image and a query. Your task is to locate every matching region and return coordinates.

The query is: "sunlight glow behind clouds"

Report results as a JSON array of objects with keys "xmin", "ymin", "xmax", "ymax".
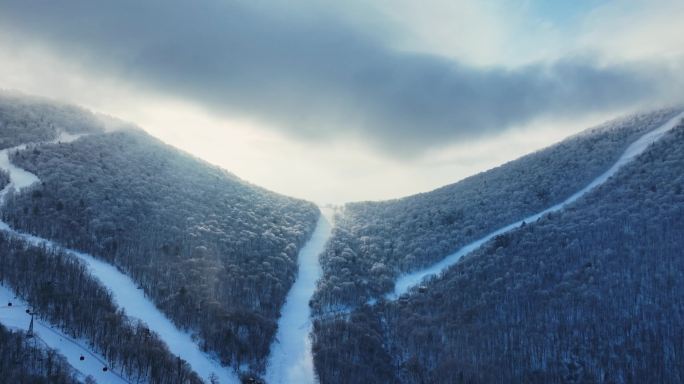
[{"xmin": 0, "ymin": 0, "xmax": 682, "ymax": 203}]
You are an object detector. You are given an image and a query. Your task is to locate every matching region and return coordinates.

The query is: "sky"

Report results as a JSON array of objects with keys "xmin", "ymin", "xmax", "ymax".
[{"xmin": 0, "ymin": 0, "xmax": 683, "ymax": 204}]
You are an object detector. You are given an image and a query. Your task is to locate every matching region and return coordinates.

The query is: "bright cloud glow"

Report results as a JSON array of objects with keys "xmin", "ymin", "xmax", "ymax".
[{"xmin": 0, "ymin": 0, "xmax": 682, "ymax": 204}]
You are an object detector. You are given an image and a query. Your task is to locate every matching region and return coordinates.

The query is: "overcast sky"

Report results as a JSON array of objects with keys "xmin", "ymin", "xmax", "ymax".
[{"xmin": 1, "ymin": 0, "xmax": 683, "ymax": 203}]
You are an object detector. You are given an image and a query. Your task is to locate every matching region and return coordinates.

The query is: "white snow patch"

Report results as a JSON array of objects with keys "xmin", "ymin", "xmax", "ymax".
[
  {"xmin": 0, "ymin": 135, "xmax": 241, "ymax": 384},
  {"xmin": 264, "ymin": 207, "xmax": 334, "ymax": 384},
  {"xmin": 0, "ymin": 145, "xmax": 39, "ymax": 197},
  {"xmin": 0, "ymin": 132, "xmax": 85, "ymax": 204},
  {"xmin": 0, "ymin": 284, "xmax": 130, "ymax": 384},
  {"xmin": 388, "ymin": 111, "xmax": 684, "ymax": 299}
]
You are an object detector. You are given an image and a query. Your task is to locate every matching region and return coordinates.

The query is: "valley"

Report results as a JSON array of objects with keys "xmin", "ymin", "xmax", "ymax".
[{"xmin": 1, "ymin": 94, "xmax": 683, "ymax": 384}]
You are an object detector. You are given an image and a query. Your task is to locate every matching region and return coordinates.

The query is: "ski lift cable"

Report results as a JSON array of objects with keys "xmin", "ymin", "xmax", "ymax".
[
  {"xmin": 20, "ymin": 305, "xmax": 133, "ymax": 384},
  {"xmin": 5, "ymin": 305, "xmax": 107, "ymax": 366},
  {"xmin": 33, "ymin": 333, "xmax": 132, "ymax": 384},
  {"xmin": 0, "ymin": 300, "xmax": 131, "ymax": 383}
]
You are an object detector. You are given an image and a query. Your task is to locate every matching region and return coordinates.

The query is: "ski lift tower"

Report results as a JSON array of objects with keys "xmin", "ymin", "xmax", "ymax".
[{"xmin": 26, "ymin": 308, "xmax": 34, "ymax": 338}]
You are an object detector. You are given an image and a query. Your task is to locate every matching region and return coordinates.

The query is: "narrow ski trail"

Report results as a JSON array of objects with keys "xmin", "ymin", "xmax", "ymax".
[
  {"xmin": 264, "ymin": 207, "xmax": 334, "ymax": 384},
  {"xmin": 388, "ymin": 111, "xmax": 684, "ymax": 299},
  {"xmin": 0, "ymin": 135, "xmax": 240, "ymax": 384}
]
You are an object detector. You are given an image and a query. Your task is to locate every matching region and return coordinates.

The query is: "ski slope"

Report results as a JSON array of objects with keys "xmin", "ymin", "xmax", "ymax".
[
  {"xmin": 0, "ymin": 143, "xmax": 39, "ymax": 196},
  {"xmin": 388, "ymin": 110, "xmax": 684, "ymax": 299},
  {"xmin": 0, "ymin": 285, "xmax": 130, "ymax": 384},
  {"xmin": 0, "ymin": 133, "xmax": 83, "ymax": 202},
  {"xmin": 0, "ymin": 136, "xmax": 240, "ymax": 384},
  {"xmin": 264, "ymin": 207, "xmax": 334, "ymax": 384}
]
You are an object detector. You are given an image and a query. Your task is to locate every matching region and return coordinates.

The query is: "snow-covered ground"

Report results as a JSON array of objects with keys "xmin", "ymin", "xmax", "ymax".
[
  {"xmin": 264, "ymin": 207, "xmax": 334, "ymax": 384},
  {"xmin": 0, "ymin": 284, "xmax": 130, "ymax": 384},
  {"xmin": 0, "ymin": 143, "xmax": 39, "ymax": 197},
  {"xmin": 0, "ymin": 133, "xmax": 83, "ymax": 203},
  {"xmin": 388, "ymin": 110, "xmax": 684, "ymax": 299},
  {"xmin": 0, "ymin": 136, "xmax": 241, "ymax": 384}
]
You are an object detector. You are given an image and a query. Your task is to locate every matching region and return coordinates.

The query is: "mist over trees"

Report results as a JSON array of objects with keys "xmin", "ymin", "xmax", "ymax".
[
  {"xmin": 312, "ymin": 109, "xmax": 680, "ymax": 312},
  {"xmin": 0, "ymin": 93, "xmax": 105, "ymax": 148},
  {"xmin": 0, "ymin": 233, "xmax": 203, "ymax": 383},
  {"xmin": 313, "ymin": 123, "xmax": 684, "ymax": 383},
  {"xmin": 2, "ymin": 128, "xmax": 320, "ymax": 373}
]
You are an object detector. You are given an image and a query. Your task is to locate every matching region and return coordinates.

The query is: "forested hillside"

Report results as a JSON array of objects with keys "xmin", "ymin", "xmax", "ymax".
[
  {"xmin": 0, "ymin": 93, "xmax": 105, "ymax": 148},
  {"xmin": 2, "ymin": 127, "xmax": 320, "ymax": 372},
  {"xmin": 0, "ymin": 233, "xmax": 203, "ymax": 383},
  {"xmin": 313, "ymin": 122, "xmax": 684, "ymax": 383},
  {"xmin": 0, "ymin": 324, "xmax": 80, "ymax": 384},
  {"xmin": 313, "ymin": 109, "xmax": 680, "ymax": 311}
]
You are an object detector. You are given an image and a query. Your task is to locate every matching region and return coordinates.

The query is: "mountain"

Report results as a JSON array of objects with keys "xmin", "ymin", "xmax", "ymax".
[
  {"xmin": 2, "ymin": 91, "xmax": 683, "ymax": 384},
  {"xmin": 311, "ymin": 108, "xmax": 680, "ymax": 313},
  {"xmin": 0, "ymin": 92, "xmax": 106, "ymax": 149},
  {"xmin": 0, "ymin": 93, "xmax": 320, "ymax": 382},
  {"xmin": 312, "ymin": 114, "xmax": 684, "ymax": 383}
]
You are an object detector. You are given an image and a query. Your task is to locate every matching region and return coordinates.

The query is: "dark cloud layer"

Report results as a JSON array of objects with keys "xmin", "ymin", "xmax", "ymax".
[{"xmin": 0, "ymin": 0, "xmax": 679, "ymax": 155}]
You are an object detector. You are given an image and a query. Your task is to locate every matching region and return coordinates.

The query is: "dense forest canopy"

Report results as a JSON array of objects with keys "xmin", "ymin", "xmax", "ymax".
[
  {"xmin": 313, "ymin": 109, "xmax": 680, "ymax": 312},
  {"xmin": 0, "ymin": 323, "xmax": 81, "ymax": 384},
  {"xmin": 0, "ymin": 234, "xmax": 203, "ymax": 384},
  {"xmin": 2, "ymin": 92, "xmax": 683, "ymax": 384},
  {"xmin": 3, "ymin": 129, "xmax": 320, "ymax": 373},
  {"xmin": 0, "ymin": 94, "xmax": 320, "ymax": 376},
  {"xmin": 313, "ymin": 122, "xmax": 684, "ymax": 383},
  {"xmin": 0, "ymin": 93, "xmax": 105, "ymax": 148}
]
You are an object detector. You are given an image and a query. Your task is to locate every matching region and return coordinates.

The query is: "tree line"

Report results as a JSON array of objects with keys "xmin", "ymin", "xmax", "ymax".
[
  {"xmin": 0, "ymin": 323, "xmax": 80, "ymax": 384},
  {"xmin": 313, "ymin": 123, "xmax": 684, "ymax": 383},
  {"xmin": 3, "ymin": 129, "xmax": 320, "ymax": 375},
  {"xmin": 0, "ymin": 92, "xmax": 104, "ymax": 149},
  {"xmin": 0, "ymin": 233, "xmax": 204, "ymax": 384},
  {"xmin": 312, "ymin": 109, "xmax": 680, "ymax": 313}
]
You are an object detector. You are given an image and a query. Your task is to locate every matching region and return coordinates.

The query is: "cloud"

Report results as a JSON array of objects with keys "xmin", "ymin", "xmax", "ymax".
[{"xmin": 0, "ymin": 0, "xmax": 681, "ymax": 156}]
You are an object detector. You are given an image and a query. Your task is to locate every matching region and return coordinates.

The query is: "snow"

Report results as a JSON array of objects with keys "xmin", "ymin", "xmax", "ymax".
[
  {"xmin": 0, "ymin": 284, "xmax": 130, "ymax": 384},
  {"xmin": 388, "ymin": 111, "xmax": 684, "ymax": 300},
  {"xmin": 264, "ymin": 207, "xmax": 334, "ymax": 384},
  {"xmin": 4, "ymin": 109, "xmax": 680, "ymax": 382},
  {"xmin": 0, "ymin": 144, "xmax": 39, "ymax": 198},
  {"xmin": 0, "ymin": 132, "xmax": 83, "ymax": 203},
  {"xmin": 0, "ymin": 135, "xmax": 241, "ymax": 384}
]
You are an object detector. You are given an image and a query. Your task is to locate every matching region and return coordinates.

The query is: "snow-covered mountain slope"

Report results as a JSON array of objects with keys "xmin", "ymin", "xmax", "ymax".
[
  {"xmin": 312, "ymin": 108, "xmax": 681, "ymax": 311},
  {"xmin": 0, "ymin": 285, "xmax": 129, "ymax": 384},
  {"xmin": 390, "ymin": 110, "xmax": 684, "ymax": 298},
  {"xmin": 0, "ymin": 93, "xmax": 323, "ymax": 380},
  {"xmin": 312, "ymin": 111, "xmax": 684, "ymax": 383},
  {"xmin": 0, "ymin": 141, "xmax": 235, "ymax": 383},
  {"xmin": 326, "ymin": 119, "xmax": 684, "ymax": 383},
  {"xmin": 265, "ymin": 206, "xmax": 334, "ymax": 384},
  {"xmin": 0, "ymin": 92, "xmax": 104, "ymax": 149},
  {"xmin": 0, "ymin": 132, "xmax": 84, "ymax": 203},
  {"xmin": 0, "ymin": 320, "xmax": 81, "ymax": 384},
  {"xmin": 2, "ymin": 129, "xmax": 320, "ymax": 376}
]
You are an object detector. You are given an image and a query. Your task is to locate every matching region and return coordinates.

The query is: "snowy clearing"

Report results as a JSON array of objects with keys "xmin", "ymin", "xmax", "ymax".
[
  {"xmin": 264, "ymin": 207, "xmax": 334, "ymax": 384},
  {"xmin": 0, "ymin": 136, "xmax": 241, "ymax": 384},
  {"xmin": 388, "ymin": 110, "xmax": 684, "ymax": 299}
]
